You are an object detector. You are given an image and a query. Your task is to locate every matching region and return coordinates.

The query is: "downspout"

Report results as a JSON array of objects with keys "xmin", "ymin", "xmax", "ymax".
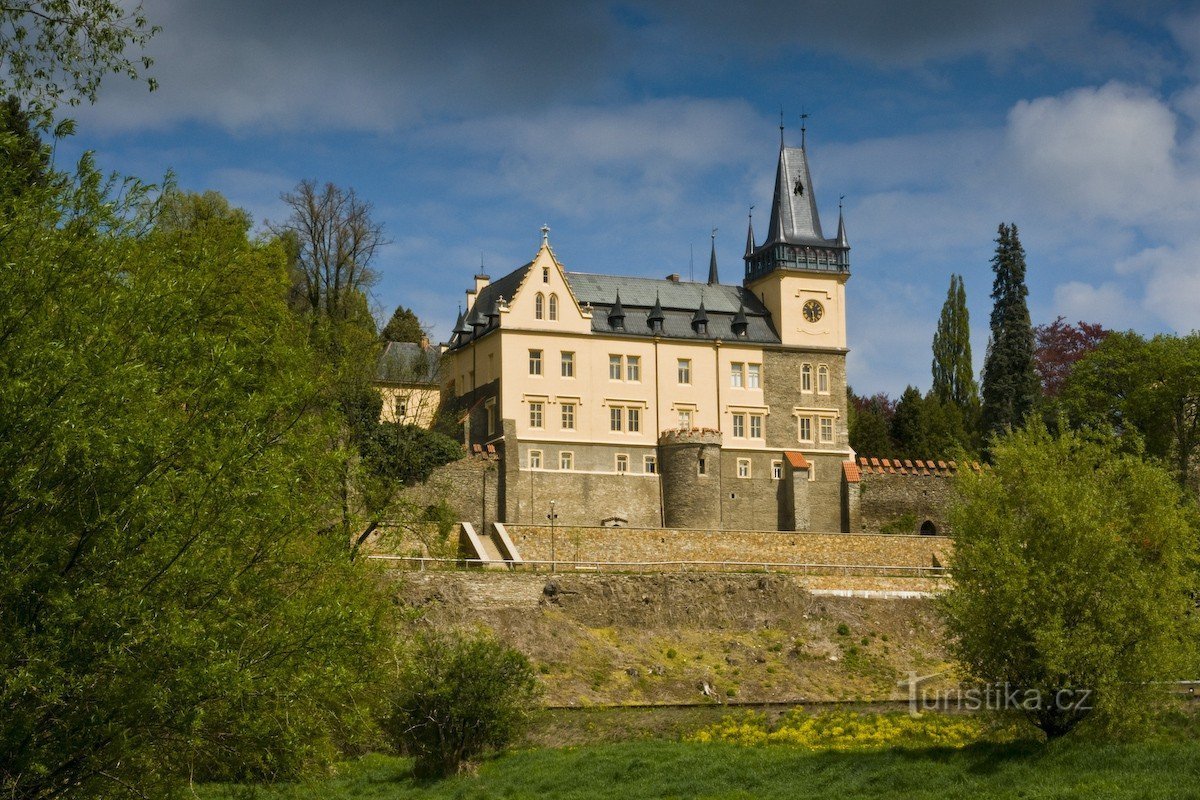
[
  {"xmin": 654, "ymin": 336, "xmax": 664, "ymax": 527},
  {"xmin": 714, "ymin": 339, "xmax": 722, "ymax": 530}
]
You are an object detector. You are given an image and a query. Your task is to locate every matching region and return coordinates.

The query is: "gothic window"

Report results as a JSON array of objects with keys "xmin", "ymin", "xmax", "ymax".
[
  {"xmin": 818, "ymin": 364, "xmax": 830, "ymax": 393},
  {"xmin": 535, "ymin": 292, "xmax": 544, "ymax": 319},
  {"xmin": 549, "ymin": 293, "xmax": 559, "ymax": 320},
  {"xmin": 801, "ymin": 364, "xmax": 812, "ymax": 392}
]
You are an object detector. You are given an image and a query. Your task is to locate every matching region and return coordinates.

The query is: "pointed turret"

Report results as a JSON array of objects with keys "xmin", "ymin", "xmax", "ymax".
[
  {"xmin": 707, "ymin": 233, "xmax": 719, "ymax": 285},
  {"xmin": 744, "ymin": 212, "xmax": 755, "ymax": 258},
  {"xmin": 691, "ymin": 300, "xmax": 709, "ymax": 335},
  {"xmin": 731, "ymin": 301, "xmax": 748, "ymax": 337},
  {"xmin": 608, "ymin": 291, "xmax": 625, "ymax": 330},
  {"xmin": 647, "ymin": 292, "xmax": 665, "ymax": 332},
  {"xmin": 835, "ymin": 204, "xmax": 849, "ymax": 249}
]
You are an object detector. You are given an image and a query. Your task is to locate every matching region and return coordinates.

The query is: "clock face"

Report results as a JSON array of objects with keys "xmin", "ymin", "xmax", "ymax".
[{"xmin": 803, "ymin": 299, "xmax": 824, "ymax": 323}]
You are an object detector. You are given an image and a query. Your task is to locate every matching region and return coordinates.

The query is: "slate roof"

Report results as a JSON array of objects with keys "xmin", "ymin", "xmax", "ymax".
[
  {"xmin": 766, "ymin": 146, "xmax": 828, "ymax": 246},
  {"xmin": 448, "ymin": 261, "xmax": 784, "ymax": 349},
  {"xmin": 376, "ymin": 341, "xmax": 442, "ymax": 384},
  {"xmin": 567, "ymin": 272, "xmax": 780, "ymax": 344}
]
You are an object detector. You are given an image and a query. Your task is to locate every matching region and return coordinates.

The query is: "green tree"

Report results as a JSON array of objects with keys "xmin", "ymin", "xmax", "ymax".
[
  {"xmin": 0, "ymin": 174, "xmax": 390, "ymax": 799},
  {"xmin": 939, "ymin": 423, "xmax": 1199, "ymax": 739},
  {"xmin": 1059, "ymin": 331, "xmax": 1200, "ymax": 492},
  {"xmin": 931, "ymin": 274, "xmax": 977, "ymax": 408},
  {"xmin": 0, "ymin": 95, "xmax": 49, "ymax": 191},
  {"xmin": 381, "ymin": 629, "xmax": 540, "ymax": 778},
  {"xmin": 980, "ymin": 223, "xmax": 1038, "ymax": 446},
  {"xmin": 382, "ymin": 304, "xmax": 426, "ymax": 344},
  {"xmin": 0, "ymin": 1, "xmax": 157, "ymax": 119},
  {"xmin": 891, "ymin": 386, "xmax": 927, "ymax": 458},
  {"xmin": 848, "ymin": 388, "xmax": 895, "ymax": 456}
]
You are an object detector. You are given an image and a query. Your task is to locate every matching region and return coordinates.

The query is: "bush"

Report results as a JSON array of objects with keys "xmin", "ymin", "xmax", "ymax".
[{"xmin": 382, "ymin": 629, "xmax": 540, "ymax": 778}]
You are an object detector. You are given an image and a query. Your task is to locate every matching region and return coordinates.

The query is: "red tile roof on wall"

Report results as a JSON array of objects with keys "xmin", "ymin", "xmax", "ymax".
[
  {"xmin": 856, "ymin": 455, "xmax": 983, "ymax": 477},
  {"xmin": 842, "ymin": 461, "xmax": 861, "ymax": 483},
  {"xmin": 784, "ymin": 451, "xmax": 811, "ymax": 470}
]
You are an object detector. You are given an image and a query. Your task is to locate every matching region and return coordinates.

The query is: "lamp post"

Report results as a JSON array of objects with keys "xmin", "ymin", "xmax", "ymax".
[{"xmin": 547, "ymin": 499, "xmax": 559, "ymax": 573}]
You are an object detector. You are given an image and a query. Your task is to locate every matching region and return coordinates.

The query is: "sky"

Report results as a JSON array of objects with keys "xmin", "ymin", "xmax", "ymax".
[{"xmin": 58, "ymin": 0, "xmax": 1200, "ymax": 396}]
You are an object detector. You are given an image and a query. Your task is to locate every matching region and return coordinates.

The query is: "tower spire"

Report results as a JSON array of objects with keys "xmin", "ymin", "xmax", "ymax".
[
  {"xmin": 707, "ymin": 228, "xmax": 719, "ymax": 285},
  {"xmin": 744, "ymin": 205, "xmax": 755, "ymax": 258}
]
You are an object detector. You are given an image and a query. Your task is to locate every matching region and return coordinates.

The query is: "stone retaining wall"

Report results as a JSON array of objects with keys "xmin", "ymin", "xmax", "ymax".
[{"xmin": 504, "ymin": 524, "xmax": 950, "ymax": 570}]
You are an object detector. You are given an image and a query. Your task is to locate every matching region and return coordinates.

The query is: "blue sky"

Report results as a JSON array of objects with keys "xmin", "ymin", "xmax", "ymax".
[{"xmin": 59, "ymin": 0, "xmax": 1200, "ymax": 395}]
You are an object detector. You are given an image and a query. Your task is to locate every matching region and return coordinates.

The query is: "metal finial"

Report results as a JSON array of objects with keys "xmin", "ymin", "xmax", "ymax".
[
  {"xmin": 540, "ymin": 223, "xmax": 550, "ymax": 243},
  {"xmin": 779, "ymin": 107, "xmax": 785, "ymax": 148},
  {"xmin": 839, "ymin": 194, "xmax": 845, "ymax": 211},
  {"xmin": 711, "ymin": 227, "xmax": 718, "ymax": 241},
  {"xmin": 800, "ymin": 110, "xmax": 808, "ymax": 148},
  {"xmin": 749, "ymin": 204, "xmax": 754, "ymax": 220}
]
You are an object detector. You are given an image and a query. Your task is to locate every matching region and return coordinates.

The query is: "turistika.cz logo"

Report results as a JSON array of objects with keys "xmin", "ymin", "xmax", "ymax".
[{"xmin": 898, "ymin": 671, "xmax": 1094, "ymax": 718}]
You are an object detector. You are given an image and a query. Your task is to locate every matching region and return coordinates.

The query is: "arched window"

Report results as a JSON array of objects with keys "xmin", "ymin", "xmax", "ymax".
[
  {"xmin": 548, "ymin": 293, "xmax": 559, "ymax": 320},
  {"xmin": 818, "ymin": 364, "xmax": 829, "ymax": 393},
  {"xmin": 535, "ymin": 293, "xmax": 544, "ymax": 320},
  {"xmin": 920, "ymin": 520, "xmax": 938, "ymax": 536},
  {"xmin": 801, "ymin": 364, "xmax": 812, "ymax": 391}
]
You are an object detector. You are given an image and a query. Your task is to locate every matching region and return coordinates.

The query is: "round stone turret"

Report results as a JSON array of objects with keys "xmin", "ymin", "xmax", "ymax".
[{"xmin": 658, "ymin": 429, "xmax": 723, "ymax": 529}]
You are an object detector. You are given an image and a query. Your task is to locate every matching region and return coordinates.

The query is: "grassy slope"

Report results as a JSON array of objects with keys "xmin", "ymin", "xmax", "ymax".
[{"xmin": 203, "ymin": 738, "xmax": 1200, "ymax": 800}]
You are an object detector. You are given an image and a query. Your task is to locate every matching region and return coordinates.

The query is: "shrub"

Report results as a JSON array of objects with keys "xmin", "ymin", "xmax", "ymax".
[{"xmin": 381, "ymin": 629, "xmax": 540, "ymax": 778}]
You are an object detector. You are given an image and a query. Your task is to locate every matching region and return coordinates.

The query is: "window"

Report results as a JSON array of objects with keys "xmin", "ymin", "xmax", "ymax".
[
  {"xmin": 542, "ymin": 266, "xmax": 550, "ymax": 283},
  {"xmin": 609, "ymin": 355, "xmax": 622, "ymax": 380},
  {"xmin": 677, "ymin": 358, "xmax": 691, "ymax": 384},
  {"xmin": 560, "ymin": 451, "xmax": 574, "ymax": 470},
  {"xmin": 615, "ymin": 454, "xmax": 629, "ymax": 473},
  {"xmin": 818, "ymin": 364, "xmax": 830, "ymax": 393},
  {"xmin": 610, "ymin": 407, "xmax": 623, "ymax": 432},
  {"xmin": 644, "ymin": 455, "xmax": 657, "ymax": 474},
  {"xmin": 529, "ymin": 402, "xmax": 544, "ymax": 428},
  {"xmin": 627, "ymin": 408, "xmax": 640, "ymax": 433},
  {"xmin": 731, "ymin": 362, "xmax": 744, "ymax": 388},
  {"xmin": 394, "ymin": 396, "xmax": 407, "ymax": 419},
  {"xmin": 535, "ymin": 293, "xmax": 544, "ymax": 319},
  {"xmin": 485, "ymin": 401, "xmax": 496, "ymax": 435},
  {"xmin": 549, "ymin": 293, "xmax": 559, "ymax": 320},
  {"xmin": 801, "ymin": 363, "xmax": 812, "ymax": 391},
  {"xmin": 771, "ymin": 460, "xmax": 783, "ymax": 480},
  {"xmin": 820, "ymin": 417, "xmax": 834, "ymax": 443},
  {"xmin": 529, "ymin": 349, "xmax": 542, "ymax": 375},
  {"xmin": 626, "ymin": 355, "xmax": 641, "ymax": 382},
  {"xmin": 529, "ymin": 449, "xmax": 542, "ymax": 469},
  {"xmin": 798, "ymin": 416, "xmax": 813, "ymax": 442},
  {"xmin": 698, "ymin": 457, "xmax": 706, "ymax": 475},
  {"xmin": 678, "ymin": 409, "xmax": 693, "ymax": 429},
  {"xmin": 737, "ymin": 458, "xmax": 751, "ymax": 478},
  {"xmin": 561, "ymin": 351, "xmax": 574, "ymax": 377},
  {"xmin": 747, "ymin": 363, "xmax": 761, "ymax": 389},
  {"xmin": 750, "ymin": 414, "xmax": 763, "ymax": 439},
  {"xmin": 561, "ymin": 402, "xmax": 576, "ymax": 430},
  {"xmin": 732, "ymin": 413, "xmax": 745, "ymax": 438}
]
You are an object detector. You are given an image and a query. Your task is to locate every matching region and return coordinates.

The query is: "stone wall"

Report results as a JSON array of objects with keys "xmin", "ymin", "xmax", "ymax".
[
  {"xmin": 858, "ymin": 471, "xmax": 955, "ymax": 535},
  {"xmin": 504, "ymin": 524, "xmax": 950, "ymax": 570},
  {"xmin": 394, "ymin": 453, "xmax": 500, "ymax": 533}
]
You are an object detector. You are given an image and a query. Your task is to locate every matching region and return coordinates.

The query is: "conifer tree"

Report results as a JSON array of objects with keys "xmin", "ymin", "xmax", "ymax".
[
  {"xmin": 931, "ymin": 274, "xmax": 977, "ymax": 408},
  {"xmin": 981, "ymin": 223, "xmax": 1038, "ymax": 445}
]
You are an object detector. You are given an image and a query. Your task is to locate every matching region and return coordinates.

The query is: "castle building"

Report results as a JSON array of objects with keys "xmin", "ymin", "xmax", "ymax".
[{"xmin": 445, "ymin": 136, "xmax": 858, "ymax": 531}]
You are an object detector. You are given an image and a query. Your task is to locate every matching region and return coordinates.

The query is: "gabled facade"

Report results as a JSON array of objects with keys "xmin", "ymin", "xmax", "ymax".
[{"xmin": 444, "ymin": 137, "xmax": 856, "ymax": 531}]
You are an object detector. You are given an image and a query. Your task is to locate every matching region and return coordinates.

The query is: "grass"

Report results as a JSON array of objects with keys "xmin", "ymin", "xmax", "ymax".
[{"xmin": 202, "ymin": 726, "xmax": 1200, "ymax": 800}]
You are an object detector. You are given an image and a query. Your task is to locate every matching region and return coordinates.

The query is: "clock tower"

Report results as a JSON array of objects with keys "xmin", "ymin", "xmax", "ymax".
[{"xmin": 743, "ymin": 134, "xmax": 850, "ymax": 350}]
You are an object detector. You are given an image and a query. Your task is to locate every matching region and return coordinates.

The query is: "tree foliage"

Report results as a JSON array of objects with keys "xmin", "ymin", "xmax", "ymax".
[
  {"xmin": 0, "ymin": 1, "xmax": 157, "ymax": 119},
  {"xmin": 848, "ymin": 388, "xmax": 895, "ymax": 456},
  {"xmin": 0, "ymin": 95, "xmax": 49, "ymax": 191},
  {"xmin": 381, "ymin": 629, "xmax": 539, "ymax": 778},
  {"xmin": 939, "ymin": 423, "xmax": 1199, "ymax": 739},
  {"xmin": 382, "ymin": 304, "xmax": 427, "ymax": 344},
  {"xmin": 931, "ymin": 273, "xmax": 977, "ymax": 409},
  {"xmin": 980, "ymin": 223, "xmax": 1038, "ymax": 446},
  {"xmin": 1033, "ymin": 316, "xmax": 1109, "ymax": 398},
  {"xmin": 0, "ymin": 172, "xmax": 391, "ymax": 799},
  {"xmin": 1058, "ymin": 331, "xmax": 1200, "ymax": 492}
]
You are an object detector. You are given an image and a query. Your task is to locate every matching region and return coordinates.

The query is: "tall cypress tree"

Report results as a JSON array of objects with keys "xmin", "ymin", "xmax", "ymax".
[
  {"xmin": 981, "ymin": 222, "xmax": 1038, "ymax": 444},
  {"xmin": 931, "ymin": 274, "xmax": 977, "ymax": 408}
]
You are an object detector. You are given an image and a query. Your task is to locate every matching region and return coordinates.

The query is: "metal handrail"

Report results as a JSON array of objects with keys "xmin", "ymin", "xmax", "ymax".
[{"xmin": 366, "ymin": 554, "xmax": 948, "ymax": 576}]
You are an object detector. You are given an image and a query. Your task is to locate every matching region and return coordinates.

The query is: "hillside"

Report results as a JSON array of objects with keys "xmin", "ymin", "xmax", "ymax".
[{"xmin": 392, "ymin": 571, "xmax": 953, "ymax": 706}]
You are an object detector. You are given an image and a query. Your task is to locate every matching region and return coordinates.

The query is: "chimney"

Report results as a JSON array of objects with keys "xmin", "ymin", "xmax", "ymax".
[{"xmin": 666, "ymin": 273, "xmax": 680, "ymax": 282}]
